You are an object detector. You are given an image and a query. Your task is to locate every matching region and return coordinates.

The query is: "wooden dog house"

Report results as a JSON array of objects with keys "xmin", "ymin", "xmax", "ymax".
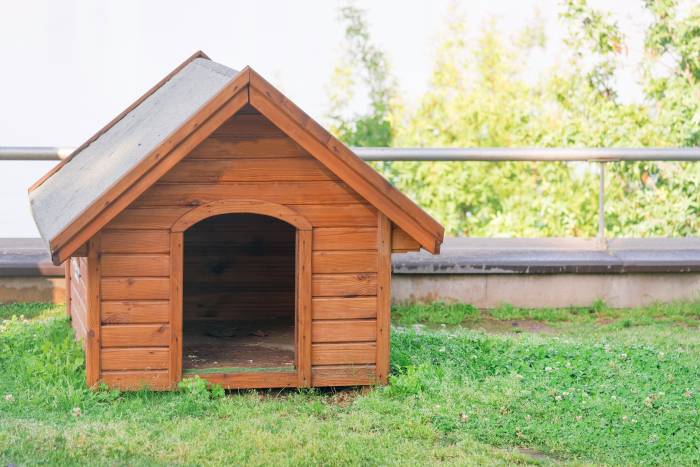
[{"xmin": 29, "ymin": 51, "xmax": 444, "ymax": 390}]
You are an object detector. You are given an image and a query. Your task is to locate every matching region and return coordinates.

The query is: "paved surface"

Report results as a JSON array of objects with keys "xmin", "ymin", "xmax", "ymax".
[
  {"xmin": 392, "ymin": 237, "xmax": 700, "ymax": 274},
  {"xmin": 0, "ymin": 238, "xmax": 62, "ymax": 276},
  {"xmin": 2, "ymin": 237, "xmax": 700, "ymax": 277}
]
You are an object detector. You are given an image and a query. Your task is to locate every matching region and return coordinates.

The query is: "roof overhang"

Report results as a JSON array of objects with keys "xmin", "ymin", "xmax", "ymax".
[{"xmin": 29, "ymin": 53, "xmax": 444, "ymax": 265}]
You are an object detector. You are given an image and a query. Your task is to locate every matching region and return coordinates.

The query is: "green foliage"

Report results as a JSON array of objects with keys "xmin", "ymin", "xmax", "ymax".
[
  {"xmin": 327, "ymin": 1, "xmax": 700, "ymax": 237},
  {"xmin": 177, "ymin": 376, "xmax": 225, "ymax": 401},
  {"xmin": 2, "ymin": 302, "xmax": 700, "ymax": 464},
  {"xmin": 392, "ymin": 301, "xmax": 479, "ymax": 325},
  {"xmin": 326, "ymin": 3, "xmax": 396, "ymax": 147}
]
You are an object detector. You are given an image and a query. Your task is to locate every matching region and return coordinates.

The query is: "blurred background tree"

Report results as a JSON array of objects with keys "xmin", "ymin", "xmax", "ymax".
[{"xmin": 327, "ymin": 0, "xmax": 699, "ymax": 237}]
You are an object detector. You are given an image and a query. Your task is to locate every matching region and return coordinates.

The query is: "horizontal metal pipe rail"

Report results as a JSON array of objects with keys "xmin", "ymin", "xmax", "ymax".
[
  {"xmin": 2, "ymin": 146, "xmax": 698, "ymax": 247},
  {"xmin": 2, "ymin": 146, "xmax": 700, "ymax": 161}
]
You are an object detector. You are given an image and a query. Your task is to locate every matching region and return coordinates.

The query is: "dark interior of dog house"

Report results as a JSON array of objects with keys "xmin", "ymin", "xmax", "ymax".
[{"xmin": 182, "ymin": 214, "xmax": 296, "ymax": 374}]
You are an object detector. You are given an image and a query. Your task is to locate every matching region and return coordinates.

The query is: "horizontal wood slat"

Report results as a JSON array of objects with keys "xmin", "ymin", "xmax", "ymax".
[
  {"xmin": 136, "ymin": 182, "xmax": 363, "ymax": 207},
  {"xmin": 312, "ymin": 342, "xmax": 376, "ymax": 365},
  {"xmin": 192, "ymin": 371, "xmax": 297, "ymax": 389},
  {"xmin": 101, "ymin": 348, "xmax": 169, "ymax": 371},
  {"xmin": 213, "ymin": 113, "xmax": 288, "ymax": 137},
  {"xmin": 161, "ymin": 158, "xmax": 338, "ymax": 183},
  {"xmin": 312, "ymin": 274, "xmax": 377, "ymax": 297},
  {"xmin": 101, "ymin": 301, "xmax": 170, "ymax": 324},
  {"xmin": 101, "ymin": 230, "xmax": 169, "ymax": 254},
  {"xmin": 101, "ymin": 278, "xmax": 170, "ymax": 300},
  {"xmin": 312, "ymin": 228, "xmax": 377, "ymax": 250},
  {"xmin": 101, "ymin": 254, "xmax": 170, "ymax": 277},
  {"xmin": 287, "ymin": 204, "xmax": 376, "ymax": 227},
  {"xmin": 101, "ymin": 324, "xmax": 170, "ymax": 347},
  {"xmin": 392, "ymin": 226, "xmax": 421, "ymax": 252},
  {"xmin": 312, "ymin": 251, "xmax": 377, "ymax": 273},
  {"xmin": 312, "ymin": 319, "xmax": 377, "ymax": 343},
  {"xmin": 188, "ymin": 135, "xmax": 308, "ymax": 159},
  {"xmin": 312, "ymin": 297, "xmax": 377, "ymax": 320},
  {"xmin": 107, "ymin": 207, "xmax": 189, "ymax": 230},
  {"xmin": 101, "ymin": 370, "xmax": 170, "ymax": 390},
  {"xmin": 311, "ymin": 365, "xmax": 377, "ymax": 387}
]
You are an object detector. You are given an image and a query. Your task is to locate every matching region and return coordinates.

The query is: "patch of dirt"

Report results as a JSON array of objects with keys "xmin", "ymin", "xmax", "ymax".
[
  {"xmin": 461, "ymin": 318, "xmax": 556, "ymax": 334},
  {"xmin": 184, "ymin": 318, "xmax": 294, "ymax": 370},
  {"xmin": 324, "ymin": 388, "xmax": 365, "ymax": 407},
  {"xmin": 516, "ymin": 447, "xmax": 563, "ymax": 463}
]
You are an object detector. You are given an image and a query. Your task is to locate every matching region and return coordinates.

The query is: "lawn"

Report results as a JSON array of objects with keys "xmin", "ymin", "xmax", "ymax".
[{"xmin": 1, "ymin": 301, "xmax": 699, "ymax": 466}]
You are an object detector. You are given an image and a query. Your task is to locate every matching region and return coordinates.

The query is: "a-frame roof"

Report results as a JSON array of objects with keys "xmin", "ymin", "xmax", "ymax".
[{"xmin": 29, "ymin": 52, "xmax": 444, "ymax": 264}]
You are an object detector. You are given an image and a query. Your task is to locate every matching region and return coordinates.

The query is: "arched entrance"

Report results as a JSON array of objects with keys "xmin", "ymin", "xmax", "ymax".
[
  {"xmin": 183, "ymin": 213, "xmax": 295, "ymax": 373},
  {"xmin": 170, "ymin": 200, "xmax": 312, "ymax": 388}
]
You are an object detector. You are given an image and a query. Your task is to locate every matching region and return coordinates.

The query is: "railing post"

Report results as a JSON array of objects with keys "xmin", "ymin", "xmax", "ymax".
[{"xmin": 597, "ymin": 161, "xmax": 607, "ymax": 249}]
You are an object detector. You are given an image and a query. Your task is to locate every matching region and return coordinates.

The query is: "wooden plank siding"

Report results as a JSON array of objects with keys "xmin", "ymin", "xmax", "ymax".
[
  {"xmin": 69, "ymin": 257, "xmax": 89, "ymax": 346},
  {"xmin": 96, "ymin": 107, "xmax": 383, "ymax": 388}
]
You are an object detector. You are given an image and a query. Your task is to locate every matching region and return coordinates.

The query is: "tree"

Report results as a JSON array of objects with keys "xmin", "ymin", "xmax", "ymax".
[
  {"xmin": 326, "ymin": 3, "xmax": 396, "ymax": 147},
  {"xmin": 326, "ymin": 1, "xmax": 699, "ymax": 237}
]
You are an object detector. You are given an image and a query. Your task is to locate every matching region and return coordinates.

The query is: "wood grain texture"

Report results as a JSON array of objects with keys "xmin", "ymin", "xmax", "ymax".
[
  {"xmin": 101, "ymin": 301, "xmax": 170, "ymax": 324},
  {"xmin": 101, "ymin": 347, "xmax": 169, "ymax": 371},
  {"xmin": 313, "ymin": 227, "xmax": 377, "ymax": 250},
  {"xmin": 101, "ymin": 324, "xmax": 170, "ymax": 347},
  {"xmin": 312, "ymin": 251, "xmax": 377, "ymax": 273},
  {"xmin": 172, "ymin": 199, "xmax": 311, "ymax": 232},
  {"xmin": 101, "ymin": 230, "xmax": 169, "ymax": 254},
  {"xmin": 392, "ymin": 226, "xmax": 421, "ymax": 252},
  {"xmin": 193, "ymin": 371, "xmax": 297, "ymax": 389},
  {"xmin": 311, "ymin": 319, "xmax": 377, "ymax": 343},
  {"xmin": 312, "ymin": 273, "xmax": 377, "ymax": 297},
  {"xmin": 312, "ymin": 297, "xmax": 377, "ymax": 320},
  {"xmin": 85, "ymin": 235, "xmax": 101, "ymax": 387},
  {"xmin": 101, "ymin": 370, "xmax": 170, "ymax": 390},
  {"xmin": 161, "ymin": 158, "xmax": 338, "ymax": 183},
  {"xmin": 107, "ymin": 207, "xmax": 189, "ymax": 230},
  {"xmin": 312, "ymin": 342, "xmax": 376, "ymax": 365},
  {"xmin": 296, "ymin": 229, "xmax": 312, "ymax": 387},
  {"xmin": 101, "ymin": 278, "xmax": 170, "ymax": 300},
  {"xmin": 188, "ymin": 135, "xmax": 308, "ymax": 159},
  {"xmin": 376, "ymin": 214, "xmax": 392, "ymax": 384},
  {"xmin": 65, "ymin": 261, "xmax": 71, "ymax": 317},
  {"xmin": 297, "ymin": 204, "xmax": 378, "ymax": 227},
  {"xmin": 311, "ymin": 365, "xmax": 377, "ymax": 387},
  {"xmin": 170, "ymin": 231, "xmax": 183, "ymax": 385},
  {"xmin": 135, "ymin": 182, "xmax": 363, "ymax": 207},
  {"xmin": 101, "ymin": 254, "xmax": 170, "ymax": 277},
  {"xmin": 69, "ymin": 258, "xmax": 89, "ymax": 344}
]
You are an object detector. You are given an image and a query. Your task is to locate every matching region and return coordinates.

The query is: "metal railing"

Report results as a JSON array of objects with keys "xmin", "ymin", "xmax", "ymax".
[{"xmin": 3, "ymin": 146, "xmax": 699, "ymax": 246}]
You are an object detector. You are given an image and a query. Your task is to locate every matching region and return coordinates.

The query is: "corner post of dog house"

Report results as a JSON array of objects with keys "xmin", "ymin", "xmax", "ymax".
[
  {"xmin": 169, "ymin": 231, "xmax": 184, "ymax": 388},
  {"xmin": 85, "ymin": 233, "xmax": 101, "ymax": 387},
  {"xmin": 64, "ymin": 260, "xmax": 72, "ymax": 317},
  {"xmin": 376, "ymin": 213, "xmax": 392, "ymax": 384},
  {"xmin": 296, "ymin": 227, "xmax": 312, "ymax": 387}
]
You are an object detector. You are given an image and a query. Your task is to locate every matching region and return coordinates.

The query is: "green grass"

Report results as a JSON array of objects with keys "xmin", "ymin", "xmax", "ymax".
[{"xmin": 1, "ymin": 301, "xmax": 700, "ymax": 465}]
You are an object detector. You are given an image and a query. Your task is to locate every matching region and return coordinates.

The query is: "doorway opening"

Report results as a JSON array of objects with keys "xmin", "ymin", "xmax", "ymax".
[{"xmin": 182, "ymin": 214, "xmax": 296, "ymax": 374}]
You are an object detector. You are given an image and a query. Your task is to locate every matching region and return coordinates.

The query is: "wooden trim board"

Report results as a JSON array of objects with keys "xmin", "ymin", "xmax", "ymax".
[
  {"xmin": 86, "ymin": 234, "xmax": 101, "ymax": 387},
  {"xmin": 376, "ymin": 214, "xmax": 392, "ymax": 384}
]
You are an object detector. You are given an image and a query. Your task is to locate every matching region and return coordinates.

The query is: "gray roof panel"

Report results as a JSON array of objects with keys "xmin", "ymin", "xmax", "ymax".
[{"xmin": 29, "ymin": 58, "xmax": 238, "ymax": 246}]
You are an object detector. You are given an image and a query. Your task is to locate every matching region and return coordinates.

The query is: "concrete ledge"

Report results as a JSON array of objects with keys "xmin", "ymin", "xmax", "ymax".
[
  {"xmin": 1, "ymin": 237, "xmax": 699, "ymax": 307},
  {"xmin": 0, "ymin": 238, "xmax": 62, "ymax": 276},
  {"xmin": 393, "ymin": 238, "xmax": 700, "ymax": 274}
]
